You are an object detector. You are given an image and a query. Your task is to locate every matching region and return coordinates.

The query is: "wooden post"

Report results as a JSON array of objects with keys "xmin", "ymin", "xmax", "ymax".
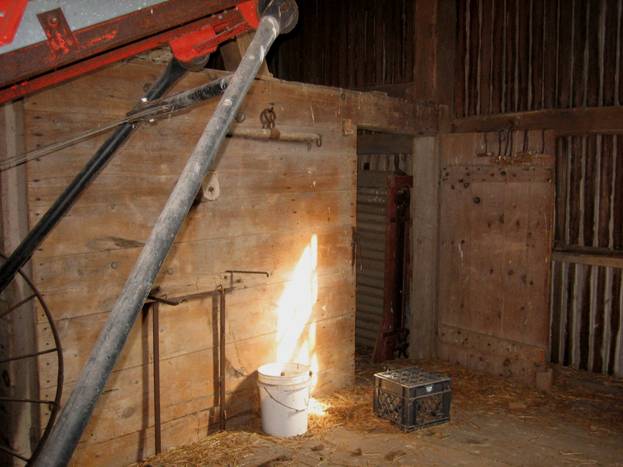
[
  {"xmin": 408, "ymin": 0, "xmax": 456, "ymax": 359},
  {"xmin": 0, "ymin": 101, "xmax": 40, "ymax": 462},
  {"xmin": 412, "ymin": 0, "xmax": 456, "ymax": 108},
  {"xmin": 410, "ymin": 136, "xmax": 440, "ymax": 359},
  {"xmin": 221, "ymin": 32, "xmax": 272, "ymax": 77}
]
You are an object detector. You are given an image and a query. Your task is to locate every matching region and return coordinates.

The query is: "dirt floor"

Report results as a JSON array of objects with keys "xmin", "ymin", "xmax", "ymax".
[{"xmin": 139, "ymin": 358, "xmax": 623, "ymax": 466}]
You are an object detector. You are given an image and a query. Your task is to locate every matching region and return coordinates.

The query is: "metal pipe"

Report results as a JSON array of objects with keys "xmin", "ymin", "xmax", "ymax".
[
  {"xmin": 33, "ymin": 3, "xmax": 298, "ymax": 465},
  {"xmin": 152, "ymin": 303, "xmax": 162, "ymax": 455},
  {"xmin": 0, "ymin": 59, "xmax": 187, "ymax": 294},
  {"xmin": 228, "ymin": 127, "xmax": 322, "ymax": 147}
]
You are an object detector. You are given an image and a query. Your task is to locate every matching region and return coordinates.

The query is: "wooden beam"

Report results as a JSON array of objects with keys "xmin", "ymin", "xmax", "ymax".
[
  {"xmin": 220, "ymin": 32, "xmax": 272, "ymax": 77},
  {"xmin": 451, "ymin": 106, "xmax": 623, "ymax": 133},
  {"xmin": 413, "ymin": 0, "xmax": 456, "ymax": 107},
  {"xmin": 0, "ymin": 101, "xmax": 40, "ymax": 457},
  {"xmin": 553, "ymin": 249, "xmax": 623, "ymax": 269},
  {"xmin": 365, "ymin": 82, "xmax": 412, "ymax": 99},
  {"xmin": 410, "ymin": 136, "xmax": 440, "ymax": 359}
]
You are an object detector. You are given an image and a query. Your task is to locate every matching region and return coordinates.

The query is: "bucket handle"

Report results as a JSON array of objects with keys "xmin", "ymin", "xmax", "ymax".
[{"xmin": 261, "ymin": 386, "xmax": 309, "ymax": 413}]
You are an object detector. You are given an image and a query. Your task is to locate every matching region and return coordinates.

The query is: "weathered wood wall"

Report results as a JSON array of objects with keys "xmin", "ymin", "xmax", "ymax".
[
  {"xmin": 0, "ymin": 102, "xmax": 40, "ymax": 465},
  {"xmin": 438, "ymin": 131, "xmax": 555, "ymax": 384},
  {"xmin": 18, "ymin": 62, "xmax": 414, "ymax": 465},
  {"xmin": 455, "ymin": 0, "xmax": 623, "ymax": 117},
  {"xmin": 268, "ymin": 0, "xmax": 416, "ymax": 89},
  {"xmin": 551, "ymin": 134, "xmax": 623, "ymax": 376}
]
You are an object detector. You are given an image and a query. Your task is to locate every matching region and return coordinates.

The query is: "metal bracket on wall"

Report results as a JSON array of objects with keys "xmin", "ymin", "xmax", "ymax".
[
  {"xmin": 228, "ymin": 105, "xmax": 322, "ymax": 149},
  {"xmin": 145, "ymin": 285, "xmax": 236, "ymax": 454},
  {"xmin": 225, "ymin": 269, "xmax": 270, "ymax": 289}
]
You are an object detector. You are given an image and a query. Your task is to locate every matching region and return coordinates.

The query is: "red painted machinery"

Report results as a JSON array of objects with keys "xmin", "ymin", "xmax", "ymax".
[{"xmin": 0, "ymin": 0, "xmax": 264, "ymax": 105}]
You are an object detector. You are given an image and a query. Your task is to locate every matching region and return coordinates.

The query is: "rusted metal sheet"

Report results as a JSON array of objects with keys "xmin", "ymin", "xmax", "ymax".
[
  {"xmin": 356, "ymin": 174, "xmax": 388, "ymax": 350},
  {"xmin": 455, "ymin": 0, "xmax": 623, "ymax": 117},
  {"xmin": 551, "ymin": 133, "xmax": 623, "ymax": 376}
]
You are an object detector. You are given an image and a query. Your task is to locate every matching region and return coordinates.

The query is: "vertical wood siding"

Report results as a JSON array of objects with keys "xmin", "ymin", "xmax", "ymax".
[
  {"xmin": 551, "ymin": 134, "xmax": 623, "ymax": 376},
  {"xmin": 268, "ymin": 0, "xmax": 416, "ymax": 89},
  {"xmin": 455, "ymin": 0, "xmax": 623, "ymax": 117}
]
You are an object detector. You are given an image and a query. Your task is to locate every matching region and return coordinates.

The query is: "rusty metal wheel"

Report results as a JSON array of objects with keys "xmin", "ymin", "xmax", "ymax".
[{"xmin": 0, "ymin": 253, "xmax": 63, "ymax": 465}]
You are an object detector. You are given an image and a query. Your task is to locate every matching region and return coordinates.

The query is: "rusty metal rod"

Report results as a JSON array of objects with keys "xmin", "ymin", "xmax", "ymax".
[
  {"xmin": 0, "ymin": 293, "xmax": 36, "ymax": 319},
  {"xmin": 147, "ymin": 294, "xmax": 181, "ymax": 306},
  {"xmin": 0, "ymin": 397, "xmax": 55, "ymax": 405},
  {"xmin": 33, "ymin": 3, "xmax": 298, "ymax": 465},
  {"xmin": 0, "ymin": 444, "xmax": 30, "ymax": 462},
  {"xmin": 152, "ymin": 303, "xmax": 162, "ymax": 454},
  {"xmin": 228, "ymin": 127, "xmax": 322, "ymax": 147},
  {"xmin": 219, "ymin": 288, "xmax": 227, "ymax": 430},
  {"xmin": 0, "ymin": 347, "xmax": 56, "ymax": 365}
]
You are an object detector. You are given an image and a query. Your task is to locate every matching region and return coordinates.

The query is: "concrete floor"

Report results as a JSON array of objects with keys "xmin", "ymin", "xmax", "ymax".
[{"xmin": 142, "ymin": 360, "xmax": 623, "ymax": 466}]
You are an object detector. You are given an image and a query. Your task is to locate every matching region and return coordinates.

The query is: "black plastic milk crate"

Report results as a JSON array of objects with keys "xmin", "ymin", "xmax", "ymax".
[{"xmin": 373, "ymin": 367, "xmax": 451, "ymax": 431}]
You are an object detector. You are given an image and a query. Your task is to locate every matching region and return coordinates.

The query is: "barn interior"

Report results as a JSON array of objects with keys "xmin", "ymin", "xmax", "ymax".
[{"xmin": 0, "ymin": 0, "xmax": 622, "ymax": 465}]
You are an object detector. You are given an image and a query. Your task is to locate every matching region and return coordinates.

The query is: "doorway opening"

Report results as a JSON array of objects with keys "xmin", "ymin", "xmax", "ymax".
[{"xmin": 355, "ymin": 130, "xmax": 413, "ymax": 363}]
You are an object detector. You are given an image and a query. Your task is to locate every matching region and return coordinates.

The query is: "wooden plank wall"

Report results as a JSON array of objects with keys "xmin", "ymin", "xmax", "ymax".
[
  {"xmin": 268, "ymin": 0, "xmax": 416, "ymax": 89},
  {"xmin": 550, "ymin": 134, "xmax": 623, "ymax": 376},
  {"xmin": 438, "ymin": 131, "xmax": 555, "ymax": 384},
  {"xmin": 19, "ymin": 62, "xmax": 414, "ymax": 465},
  {"xmin": 455, "ymin": 0, "xmax": 623, "ymax": 117},
  {"xmin": 0, "ymin": 102, "xmax": 40, "ymax": 463}
]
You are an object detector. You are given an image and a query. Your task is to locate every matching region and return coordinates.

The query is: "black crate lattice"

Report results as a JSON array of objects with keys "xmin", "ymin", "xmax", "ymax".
[{"xmin": 373, "ymin": 367, "xmax": 451, "ymax": 431}]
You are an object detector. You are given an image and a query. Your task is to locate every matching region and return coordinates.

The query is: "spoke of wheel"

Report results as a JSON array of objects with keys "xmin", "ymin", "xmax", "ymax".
[
  {"xmin": 0, "ymin": 397, "xmax": 55, "ymax": 405},
  {"xmin": 0, "ymin": 347, "xmax": 57, "ymax": 365},
  {"xmin": 0, "ymin": 444, "xmax": 30, "ymax": 462},
  {"xmin": 0, "ymin": 293, "xmax": 36, "ymax": 319}
]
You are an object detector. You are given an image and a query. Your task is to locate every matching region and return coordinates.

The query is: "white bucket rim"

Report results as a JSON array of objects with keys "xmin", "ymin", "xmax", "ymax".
[{"xmin": 257, "ymin": 362, "xmax": 311, "ymax": 386}]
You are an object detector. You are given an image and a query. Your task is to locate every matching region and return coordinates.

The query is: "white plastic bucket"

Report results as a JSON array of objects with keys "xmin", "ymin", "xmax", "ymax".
[{"xmin": 257, "ymin": 362, "xmax": 311, "ymax": 437}]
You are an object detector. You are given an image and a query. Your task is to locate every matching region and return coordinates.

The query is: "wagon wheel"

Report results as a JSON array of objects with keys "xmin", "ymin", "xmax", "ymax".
[{"xmin": 0, "ymin": 253, "xmax": 63, "ymax": 465}]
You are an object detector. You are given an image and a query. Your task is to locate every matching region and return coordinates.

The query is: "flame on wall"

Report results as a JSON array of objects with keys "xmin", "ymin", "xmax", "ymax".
[{"xmin": 275, "ymin": 234, "xmax": 320, "ymax": 389}]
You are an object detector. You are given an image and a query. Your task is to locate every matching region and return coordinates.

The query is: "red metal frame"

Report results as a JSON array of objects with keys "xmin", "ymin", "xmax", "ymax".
[
  {"xmin": 374, "ymin": 174, "xmax": 413, "ymax": 363},
  {"xmin": 0, "ymin": 0, "xmax": 27, "ymax": 46},
  {"xmin": 0, "ymin": 0, "xmax": 261, "ymax": 106},
  {"xmin": 37, "ymin": 8, "xmax": 79, "ymax": 58}
]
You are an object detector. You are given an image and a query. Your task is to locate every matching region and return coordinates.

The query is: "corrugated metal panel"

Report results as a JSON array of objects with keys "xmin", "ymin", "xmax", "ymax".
[
  {"xmin": 356, "ymin": 170, "xmax": 388, "ymax": 349},
  {"xmin": 456, "ymin": 0, "xmax": 623, "ymax": 117},
  {"xmin": 359, "ymin": 153, "xmax": 411, "ymax": 174},
  {"xmin": 551, "ymin": 134, "xmax": 623, "ymax": 376}
]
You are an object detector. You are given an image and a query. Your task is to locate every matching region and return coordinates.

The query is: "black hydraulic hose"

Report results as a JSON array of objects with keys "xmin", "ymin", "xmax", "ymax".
[
  {"xmin": 32, "ymin": 2, "xmax": 298, "ymax": 465},
  {"xmin": 0, "ymin": 59, "xmax": 187, "ymax": 293},
  {"xmin": 128, "ymin": 74, "xmax": 231, "ymax": 119}
]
